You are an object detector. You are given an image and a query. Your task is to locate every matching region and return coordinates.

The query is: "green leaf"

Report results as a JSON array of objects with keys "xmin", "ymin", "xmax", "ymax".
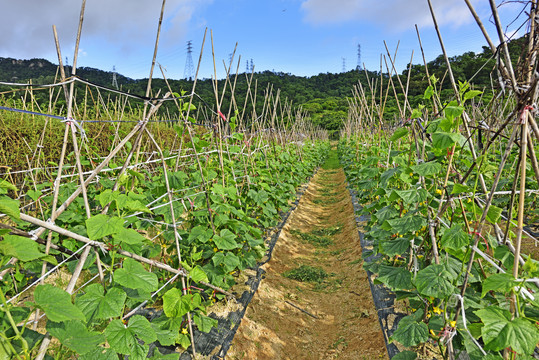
[
  {"xmin": 451, "ymin": 183, "xmax": 471, "ymax": 194},
  {"xmin": 374, "ymin": 206, "xmax": 399, "ymax": 224},
  {"xmin": 213, "ymin": 229, "xmax": 239, "ymax": 250},
  {"xmin": 0, "ymin": 180, "xmax": 17, "ymax": 193},
  {"xmin": 390, "ymin": 128, "xmax": 409, "ymax": 142},
  {"xmin": 481, "ymin": 273, "xmax": 518, "ymax": 298},
  {"xmin": 377, "ymin": 265, "xmax": 413, "ymax": 290},
  {"xmin": 163, "ymin": 289, "xmax": 202, "ymax": 318},
  {"xmin": 112, "ymin": 228, "xmax": 145, "ymax": 245},
  {"xmin": 444, "ymin": 105, "xmax": 464, "ymax": 121},
  {"xmin": 114, "ymin": 258, "xmax": 158, "ymax": 292},
  {"xmin": 486, "ymin": 205, "xmax": 503, "ymax": 224},
  {"xmin": 393, "ymin": 350, "xmax": 418, "ymax": 360},
  {"xmin": 80, "ymin": 347, "xmax": 117, "ymax": 360},
  {"xmin": 386, "ymin": 214, "xmax": 426, "ymax": 234},
  {"xmin": 392, "ymin": 188, "xmax": 428, "ymax": 204},
  {"xmin": 475, "ymin": 307, "xmax": 539, "ymax": 354},
  {"xmin": 98, "ymin": 189, "xmax": 117, "ymax": 207},
  {"xmin": 423, "ymin": 86, "xmax": 434, "ymax": 100},
  {"xmin": 47, "ymin": 320, "xmax": 104, "ymax": 354},
  {"xmin": 105, "ymin": 316, "xmax": 156, "ymax": 356},
  {"xmin": 189, "ymin": 265, "xmax": 209, "ymax": 283},
  {"xmin": 188, "ymin": 225, "xmax": 213, "ymax": 244},
  {"xmin": 414, "ymin": 264, "xmax": 455, "ymax": 298},
  {"xmin": 194, "ymin": 314, "xmax": 218, "ymax": 333},
  {"xmin": 75, "ymin": 284, "xmax": 127, "ymax": 321},
  {"xmin": 464, "ymin": 90, "xmax": 482, "ymax": 101},
  {"xmin": 380, "ymin": 237, "xmax": 410, "ymax": 257},
  {"xmin": 150, "ymin": 348, "xmax": 181, "ymax": 359},
  {"xmin": 431, "ymin": 132, "xmax": 466, "ymax": 150},
  {"xmin": 440, "ymin": 224, "xmax": 470, "ymax": 250},
  {"xmin": 86, "ymin": 214, "xmax": 124, "ymax": 240},
  {"xmin": 0, "ymin": 235, "xmax": 46, "ymax": 262},
  {"xmin": 411, "ymin": 162, "xmax": 442, "ymax": 177},
  {"xmin": 223, "ymin": 253, "xmax": 240, "ymax": 272},
  {"xmin": 26, "ymin": 190, "xmax": 42, "ymax": 201},
  {"xmin": 390, "ymin": 310, "xmax": 429, "ymax": 347},
  {"xmin": 0, "ymin": 196, "xmax": 20, "ymax": 220},
  {"xmin": 34, "ymin": 284, "xmax": 85, "ymax": 322}
]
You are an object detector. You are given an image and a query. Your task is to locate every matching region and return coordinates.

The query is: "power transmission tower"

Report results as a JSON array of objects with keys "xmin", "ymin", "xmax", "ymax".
[
  {"xmin": 112, "ymin": 65, "xmax": 119, "ymax": 89},
  {"xmin": 342, "ymin": 57, "xmax": 346, "ymax": 73},
  {"xmin": 183, "ymin": 40, "xmax": 194, "ymax": 81},
  {"xmin": 250, "ymin": 59, "xmax": 254, "ymax": 72},
  {"xmin": 246, "ymin": 59, "xmax": 250, "ymax": 73},
  {"xmin": 356, "ymin": 44, "xmax": 362, "ymax": 70}
]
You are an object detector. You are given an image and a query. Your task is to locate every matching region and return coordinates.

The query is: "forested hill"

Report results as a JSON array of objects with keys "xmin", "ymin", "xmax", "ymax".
[{"xmin": 0, "ymin": 35, "xmax": 527, "ymax": 129}]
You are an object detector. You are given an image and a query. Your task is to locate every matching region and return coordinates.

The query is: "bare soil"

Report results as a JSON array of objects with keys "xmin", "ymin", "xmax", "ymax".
[{"xmin": 227, "ymin": 165, "xmax": 388, "ymax": 360}]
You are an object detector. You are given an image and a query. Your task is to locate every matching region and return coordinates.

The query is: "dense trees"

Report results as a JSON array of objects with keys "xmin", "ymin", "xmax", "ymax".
[{"xmin": 0, "ymin": 34, "xmax": 528, "ymax": 130}]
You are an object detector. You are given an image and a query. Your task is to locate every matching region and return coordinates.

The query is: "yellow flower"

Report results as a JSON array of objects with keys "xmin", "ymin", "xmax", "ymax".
[
  {"xmin": 467, "ymin": 198, "xmax": 472, "ymax": 203},
  {"xmin": 182, "ymin": 328, "xmax": 188, "ymax": 335},
  {"xmin": 402, "ymin": 209, "xmax": 408, "ymax": 214},
  {"xmin": 430, "ymin": 329, "xmax": 436, "ymax": 336},
  {"xmin": 432, "ymin": 306, "xmax": 443, "ymax": 314},
  {"xmin": 436, "ymin": 189, "xmax": 443, "ymax": 195},
  {"xmin": 450, "ymin": 320, "xmax": 457, "ymax": 328},
  {"xmin": 409, "ymin": 172, "xmax": 414, "ymax": 177},
  {"xmin": 213, "ymin": 247, "xmax": 218, "ymax": 252}
]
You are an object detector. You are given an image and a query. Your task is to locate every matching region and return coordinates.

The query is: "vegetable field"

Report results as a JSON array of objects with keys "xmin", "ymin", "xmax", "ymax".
[{"xmin": 2, "ymin": 1, "xmax": 539, "ymax": 360}]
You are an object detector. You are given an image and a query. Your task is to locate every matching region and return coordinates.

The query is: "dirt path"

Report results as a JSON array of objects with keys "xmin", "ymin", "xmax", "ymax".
[{"xmin": 227, "ymin": 151, "xmax": 388, "ymax": 360}]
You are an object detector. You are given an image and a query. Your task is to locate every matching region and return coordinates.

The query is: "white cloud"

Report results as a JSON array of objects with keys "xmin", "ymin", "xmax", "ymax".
[
  {"xmin": 0, "ymin": 0, "xmax": 210, "ymax": 60},
  {"xmin": 300, "ymin": 0, "xmax": 482, "ymax": 30}
]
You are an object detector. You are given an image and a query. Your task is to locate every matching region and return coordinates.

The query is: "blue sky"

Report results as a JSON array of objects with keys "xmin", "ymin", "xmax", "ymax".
[{"xmin": 0, "ymin": 0, "xmax": 528, "ymax": 81}]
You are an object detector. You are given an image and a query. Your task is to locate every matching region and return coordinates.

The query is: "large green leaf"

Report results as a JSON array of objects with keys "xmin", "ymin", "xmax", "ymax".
[
  {"xmin": 114, "ymin": 258, "xmax": 158, "ymax": 292},
  {"xmin": 390, "ymin": 128, "xmax": 409, "ymax": 142},
  {"xmin": 189, "ymin": 265, "xmax": 209, "ymax": 283},
  {"xmin": 391, "ymin": 188, "xmax": 428, "ymax": 205},
  {"xmin": 481, "ymin": 273, "xmax": 518, "ymax": 298},
  {"xmin": 47, "ymin": 320, "xmax": 104, "ymax": 354},
  {"xmin": 75, "ymin": 284, "xmax": 127, "ymax": 321},
  {"xmin": 0, "ymin": 235, "xmax": 46, "ymax": 262},
  {"xmin": 86, "ymin": 214, "xmax": 124, "ymax": 240},
  {"xmin": 440, "ymin": 224, "xmax": 470, "ymax": 250},
  {"xmin": 213, "ymin": 229, "xmax": 239, "ymax": 250},
  {"xmin": 194, "ymin": 314, "xmax": 218, "ymax": 333},
  {"xmin": 163, "ymin": 289, "xmax": 201, "ymax": 318},
  {"xmin": 390, "ymin": 310, "xmax": 429, "ymax": 347},
  {"xmin": 414, "ymin": 264, "xmax": 455, "ymax": 298},
  {"xmin": 80, "ymin": 347, "xmax": 118, "ymax": 360},
  {"xmin": 486, "ymin": 205, "xmax": 503, "ymax": 224},
  {"xmin": 373, "ymin": 206, "xmax": 399, "ymax": 224},
  {"xmin": 431, "ymin": 132, "xmax": 465, "ymax": 150},
  {"xmin": 380, "ymin": 237, "xmax": 410, "ymax": 257},
  {"xmin": 475, "ymin": 307, "xmax": 539, "ymax": 354},
  {"xmin": 377, "ymin": 265, "xmax": 413, "ymax": 290},
  {"xmin": 0, "ymin": 196, "xmax": 20, "ymax": 220},
  {"xmin": 222, "ymin": 253, "xmax": 240, "ymax": 272},
  {"xmin": 386, "ymin": 214, "xmax": 426, "ymax": 234},
  {"xmin": 34, "ymin": 284, "xmax": 85, "ymax": 322},
  {"xmin": 411, "ymin": 162, "xmax": 442, "ymax": 177},
  {"xmin": 104, "ymin": 316, "xmax": 156, "ymax": 357},
  {"xmin": 0, "ymin": 180, "xmax": 17, "ymax": 194},
  {"xmin": 392, "ymin": 351, "xmax": 418, "ymax": 360},
  {"xmin": 112, "ymin": 228, "xmax": 145, "ymax": 245}
]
